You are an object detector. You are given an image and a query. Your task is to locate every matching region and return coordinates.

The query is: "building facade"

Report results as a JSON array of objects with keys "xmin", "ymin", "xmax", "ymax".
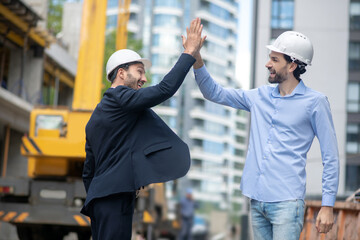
[
  {"xmin": 251, "ymin": 0, "xmax": 352, "ymax": 198},
  {"xmin": 346, "ymin": 0, "xmax": 360, "ymax": 193},
  {"xmin": 105, "ymin": 0, "xmax": 247, "ymax": 219},
  {"xmin": 0, "ymin": 0, "xmax": 77, "ymax": 238}
]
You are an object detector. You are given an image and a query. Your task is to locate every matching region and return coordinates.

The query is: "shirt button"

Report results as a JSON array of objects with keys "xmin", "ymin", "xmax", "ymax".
[
  {"xmin": 263, "ymin": 156, "xmax": 266, "ymax": 159},
  {"xmin": 268, "ymin": 140, "xmax": 271, "ymax": 144},
  {"xmin": 271, "ymin": 124, "xmax": 275, "ymax": 127}
]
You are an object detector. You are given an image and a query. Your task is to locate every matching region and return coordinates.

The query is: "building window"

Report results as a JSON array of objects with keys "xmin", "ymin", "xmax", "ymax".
[
  {"xmin": 203, "ymin": 140, "xmax": 224, "ymax": 155},
  {"xmin": 152, "ymin": 33, "xmax": 181, "ymax": 48},
  {"xmin": 204, "ymin": 101, "xmax": 226, "ymax": 116},
  {"xmin": 151, "ymin": 74, "xmax": 163, "ymax": 85},
  {"xmin": 202, "ymin": 21, "xmax": 229, "ymax": 38},
  {"xmin": 236, "ymin": 122, "xmax": 246, "ymax": 130},
  {"xmin": 205, "ymin": 61, "xmax": 226, "ymax": 77},
  {"xmin": 271, "ymin": 0, "xmax": 294, "ymax": 29},
  {"xmin": 151, "ymin": 54, "xmax": 177, "ymax": 68},
  {"xmin": 200, "ymin": 1, "xmax": 230, "ymax": 21},
  {"xmin": 106, "ymin": 15, "xmax": 117, "ymax": 29},
  {"xmin": 347, "ymin": 82, "xmax": 360, "ymax": 112},
  {"xmin": 349, "ymin": 42, "xmax": 360, "ymax": 71},
  {"xmin": 234, "ymin": 162, "xmax": 244, "ymax": 170},
  {"xmin": 236, "ymin": 135, "xmax": 245, "ymax": 144},
  {"xmin": 154, "ymin": 0, "xmax": 181, "ymax": 8},
  {"xmin": 154, "ymin": 14, "xmax": 181, "ymax": 28},
  {"xmin": 160, "ymin": 115, "xmax": 176, "ymax": 128},
  {"xmin": 160, "ymin": 97, "xmax": 177, "ymax": 108},
  {"xmin": 345, "ymin": 165, "xmax": 360, "ymax": 192},
  {"xmin": 204, "ymin": 121, "xmax": 225, "ymax": 135},
  {"xmin": 350, "ymin": 1, "xmax": 360, "ymax": 30},
  {"xmin": 107, "ymin": 0, "xmax": 118, "ymax": 8},
  {"xmin": 347, "ymin": 123, "xmax": 360, "ymax": 153},
  {"xmin": 204, "ymin": 41, "xmax": 228, "ymax": 58},
  {"xmin": 235, "ymin": 149, "xmax": 244, "ymax": 157}
]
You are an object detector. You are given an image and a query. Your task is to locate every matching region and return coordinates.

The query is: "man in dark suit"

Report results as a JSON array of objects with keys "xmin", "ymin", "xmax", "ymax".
[{"xmin": 81, "ymin": 18, "xmax": 206, "ymax": 239}]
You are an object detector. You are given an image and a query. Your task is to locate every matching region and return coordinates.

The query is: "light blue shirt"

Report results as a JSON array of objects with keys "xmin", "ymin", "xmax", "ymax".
[
  {"xmin": 194, "ymin": 65, "xmax": 339, "ymax": 206},
  {"xmin": 180, "ymin": 197, "xmax": 195, "ymax": 218}
]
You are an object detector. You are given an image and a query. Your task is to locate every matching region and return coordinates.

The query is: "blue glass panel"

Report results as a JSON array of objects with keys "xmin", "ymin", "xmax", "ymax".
[
  {"xmin": 106, "ymin": 15, "xmax": 117, "ymax": 29},
  {"xmin": 154, "ymin": 14, "xmax": 181, "ymax": 27},
  {"xmin": 154, "ymin": 0, "xmax": 181, "ymax": 8},
  {"xmin": 271, "ymin": 0, "xmax": 294, "ymax": 29}
]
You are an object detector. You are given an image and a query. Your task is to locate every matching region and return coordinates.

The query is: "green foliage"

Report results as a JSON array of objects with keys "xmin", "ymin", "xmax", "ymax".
[
  {"xmin": 102, "ymin": 31, "xmax": 117, "ymax": 92},
  {"xmin": 47, "ymin": 0, "xmax": 67, "ymax": 35},
  {"xmin": 42, "ymin": 86, "xmax": 55, "ymax": 105},
  {"xmin": 102, "ymin": 31, "xmax": 151, "ymax": 95},
  {"xmin": 196, "ymin": 201, "xmax": 220, "ymax": 215}
]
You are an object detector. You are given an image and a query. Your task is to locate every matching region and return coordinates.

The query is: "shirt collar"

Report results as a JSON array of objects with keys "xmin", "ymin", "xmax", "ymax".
[{"xmin": 271, "ymin": 80, "xmax": 306, "ymax": 98}]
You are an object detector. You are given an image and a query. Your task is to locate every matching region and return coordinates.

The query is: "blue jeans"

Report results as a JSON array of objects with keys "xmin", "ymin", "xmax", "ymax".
[
  {"xmin": 250, "ymin": 199, "xmax": 305, "ymax": 240},
  {"xmin": 179, "ymin": 216, "xmax": 193, "ymax": 240}
]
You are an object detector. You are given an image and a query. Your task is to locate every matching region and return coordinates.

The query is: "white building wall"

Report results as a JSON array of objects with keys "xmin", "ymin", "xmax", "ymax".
[
  {"xmin": 254, "ymin": 0, "xmax": 272, "ymax": 87},
  {"xmin": 62, "ymin": 2, "xmax": 82, "ymax": 60},
  {"xmin": 254, "ymin": 0, "xmax": 348, "ymax": 197},
  {"xmin": 294, "ymin": 0, "xmax": 348, "ymax": 197}
]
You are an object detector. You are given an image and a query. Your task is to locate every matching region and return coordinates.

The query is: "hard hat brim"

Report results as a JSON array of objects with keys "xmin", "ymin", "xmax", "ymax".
[
  {"xmin": 137, "ymin": 58, "xmax": 152, "ymax": 70},
  {"xmin": 266, "ymin": 45, "xmax": 285, "ymax": 55},
  {"xmin": 106, "ymin": 58, "xmax": 152, "ymax": 81},
  {"xmin": 266, "ymin": 45, "xmax": 312, "ymax": 66}
]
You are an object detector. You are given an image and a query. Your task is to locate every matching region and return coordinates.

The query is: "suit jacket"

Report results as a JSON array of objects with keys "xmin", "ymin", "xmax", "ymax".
[{"xmin": 81, "ymin": 53, "xmax": 195, "ymax": 215}]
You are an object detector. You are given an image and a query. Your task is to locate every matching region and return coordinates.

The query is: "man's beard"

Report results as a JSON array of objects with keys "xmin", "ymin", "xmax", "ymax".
[
  {"xmin": 268, "ymin": 69, "xmax": 287, "ymax": 84},
  {"xmin": 124, "ymin": 73, "xmax": 140, "ymax": 90}
]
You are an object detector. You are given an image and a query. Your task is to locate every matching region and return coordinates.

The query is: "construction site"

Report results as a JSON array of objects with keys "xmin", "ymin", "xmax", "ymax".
[{"xmin": 0, "ymin": 0, "xmax": 359, "ymax": 239}]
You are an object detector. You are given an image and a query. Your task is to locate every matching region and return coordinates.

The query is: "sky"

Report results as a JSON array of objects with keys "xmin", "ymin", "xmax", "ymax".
[{"xmin": 236, "ymin": 0, "xmax": 252, "ymax": 90}]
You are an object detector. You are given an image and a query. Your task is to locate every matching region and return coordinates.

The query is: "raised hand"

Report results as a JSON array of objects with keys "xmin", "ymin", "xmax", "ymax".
[{"xmin": 182, "ymin": 18, "xmax": 206, "ymax": 57}]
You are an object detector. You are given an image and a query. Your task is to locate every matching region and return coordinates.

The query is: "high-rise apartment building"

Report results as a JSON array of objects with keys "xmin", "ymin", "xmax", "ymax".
[
  {"xmin": 346, "ymin": 0, "xmax": 360, "ymax": 193},
  {"xmin": 251, "ymin": 0, "xmax": 352, "ymax": 198},
  {"xmin": 105, "ymin": 0, "xmax": 247, "ymax": 218}
]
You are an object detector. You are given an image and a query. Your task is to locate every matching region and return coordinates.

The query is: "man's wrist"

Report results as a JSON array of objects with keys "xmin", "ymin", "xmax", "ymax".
[
  {"xmin": 193, "ymin": 60, "xmax": 204, "ymax": 69},
  {"xmin": 183, "ymin": 49, "xmax": 196, "ymax": 56}
]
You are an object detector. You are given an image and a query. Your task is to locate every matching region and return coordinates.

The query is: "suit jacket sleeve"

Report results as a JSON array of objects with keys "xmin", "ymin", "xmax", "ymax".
[
  {"xmin": 111, "ymin": 53, "xmax": 195, "ymax": 111},
  {"xmin": 82, "ymin": 140, "xmax": 95, "ymax": 193}
]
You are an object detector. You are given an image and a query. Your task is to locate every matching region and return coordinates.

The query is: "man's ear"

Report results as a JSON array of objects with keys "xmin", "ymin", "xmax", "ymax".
[
  {"xmin": 117, "ymin": 67, "xmax": 126, "ymax": 80},
  {"xmin": 289, "ymin": 62, "xmax": 297, "ymax": 73}
]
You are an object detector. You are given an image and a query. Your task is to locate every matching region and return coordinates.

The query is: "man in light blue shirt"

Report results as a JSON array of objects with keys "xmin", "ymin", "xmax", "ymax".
[{"xmin": 191, "ymin": 31, "xmax": 339, "ymax": 239}]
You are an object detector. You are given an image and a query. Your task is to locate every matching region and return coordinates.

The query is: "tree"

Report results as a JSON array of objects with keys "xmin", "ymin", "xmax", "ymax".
[{"xmin": 47, "ymin": 0, "xmax": 67, "ymax": 35}]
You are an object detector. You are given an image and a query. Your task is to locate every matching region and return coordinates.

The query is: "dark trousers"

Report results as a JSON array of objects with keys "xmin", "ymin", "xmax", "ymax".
[
  {"xmin": 89, "ymin": 192, "xmax": 136, "ymax": 240},
  {"xmin": 180, "ymin": 216, "xmax": 194, "ymax": 240}
]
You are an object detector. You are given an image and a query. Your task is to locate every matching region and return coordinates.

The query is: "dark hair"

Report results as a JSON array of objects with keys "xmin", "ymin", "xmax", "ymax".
[
  {"xmin": 283, "ymin": 54, "xmax": 307, "ymax": 81},
  {"xmin": 108, "ymin": 61, "xmax": 143, "ymax": 83}
]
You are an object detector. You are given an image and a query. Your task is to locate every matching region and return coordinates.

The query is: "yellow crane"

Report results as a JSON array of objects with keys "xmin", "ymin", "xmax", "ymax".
[
  {"xmin": 116, "ymin": 0, "xmax": 132, "ymax": 50},
  {"xmin": 2, "ymin": 0, "xmax": 179, "ymax": 238}
]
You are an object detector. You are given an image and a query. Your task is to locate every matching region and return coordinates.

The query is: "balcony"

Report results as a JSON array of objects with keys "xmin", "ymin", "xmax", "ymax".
[
  {"xmin": 190, "ymin": 107, "xmax": 232, "ymax": 126},
  {"xmin": 0, "ymin": 88, "xmax": 32, "ymax": 132}
]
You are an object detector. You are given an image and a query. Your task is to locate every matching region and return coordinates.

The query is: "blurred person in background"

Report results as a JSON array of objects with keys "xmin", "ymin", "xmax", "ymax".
[
  {"xmin": 191, "ymin": 31, "xmax": 339, "ymax": 240},
  {"xmin": 180, "ymin": 188, "xmax": 196, "ymax": 240}
]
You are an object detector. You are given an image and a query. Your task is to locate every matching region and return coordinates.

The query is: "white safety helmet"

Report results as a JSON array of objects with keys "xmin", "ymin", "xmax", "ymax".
[
  {"xmin": 266, "ymin": 31, "xmax": 314, "ymax": 66},
  {"xmin": 105, "ymin": 49, "xmax": 152, "ymax": 81}
]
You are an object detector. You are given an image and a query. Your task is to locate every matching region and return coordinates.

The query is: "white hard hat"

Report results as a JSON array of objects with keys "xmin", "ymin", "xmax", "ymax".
[
  {"xmin": 266, "ymin": 31, "xmax": 313, "ymax": 66},
  {"xmin": 105, "ymin": 49, "xmax": 152, "ymax": 81}
]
